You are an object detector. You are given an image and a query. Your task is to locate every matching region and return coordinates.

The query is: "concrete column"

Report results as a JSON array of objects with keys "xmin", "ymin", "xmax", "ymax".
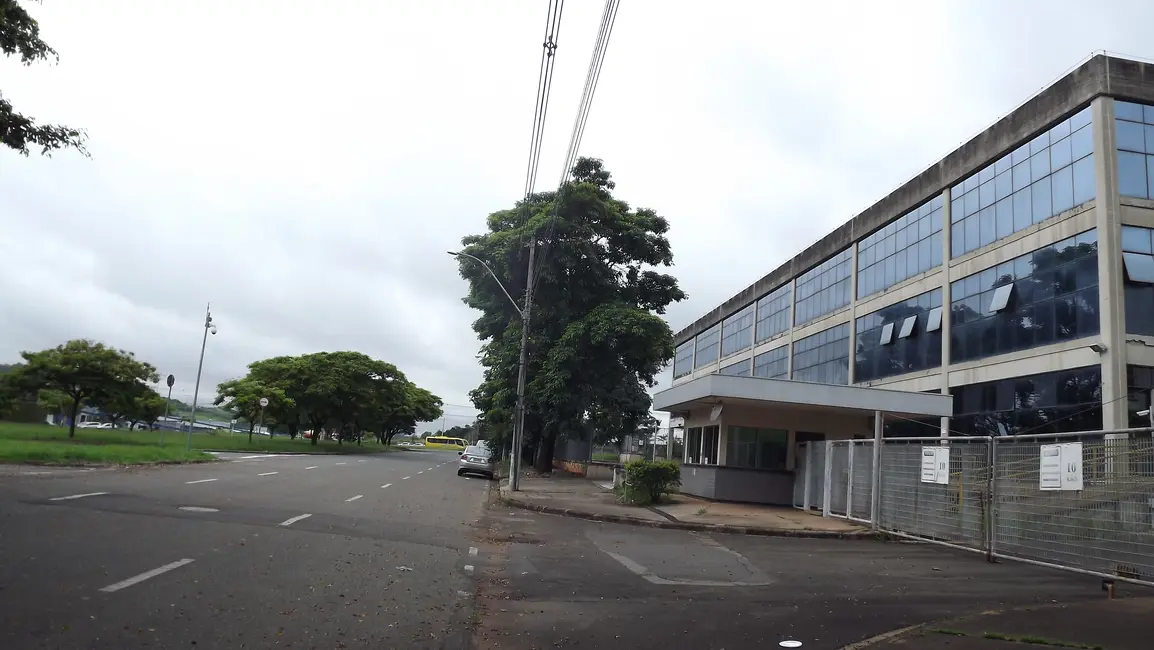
[
  {"xmin": 1091, "ymin": 96, "xmax": 1129, "ymax": 432},
  {"xmin": 847, "ymin": 242, "xmax": 860, "ymax": 385},
  {"xmin": 939, "ymin": 187, "xmax": 954, "ymax": 438},
  {"xmin": 785, "ymin": 278, "xmax": 798, "ymax": 377}
]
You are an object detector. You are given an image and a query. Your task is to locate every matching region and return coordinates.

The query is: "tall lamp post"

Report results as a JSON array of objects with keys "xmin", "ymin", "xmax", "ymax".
[
  {"xmin": 449, "ymin": 250, "xmax": 533, "ymax": 491},
  {"xmin": 186, "ymin": 303, "xmax": 218, "ymax": 451}
]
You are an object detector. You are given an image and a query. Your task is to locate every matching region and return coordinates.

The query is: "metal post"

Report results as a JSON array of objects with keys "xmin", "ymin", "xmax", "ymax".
[
  {"xmin": 160, "ymin": 384, "xmax": 173, "ymax": 445},
  {"xmin": 822, "ymin": 440, "xmax": 833, "ymax": 517},
  {"xmin": 871, "ymin": 411, "xmax": 883, "ymax": 530},
  {"xmin": 187, "ymin": 304, "xmax": 211, "ymax": 451},
  {"xmin": 847, "ymin": 441, "xmax": 855, "ymax": 520},
  {"xmin": 987, "ymin": 436, "xmax": 997, "ymax": 562},
  {"xmin": 258, "ymin": 406, "xmax": 266, "ymax": 437},
  {"xmin": 803, "ymin": 442, "xmax": 812, "ymax": 511},
  {"xmin": 511, "ymin": 240, "xmax": 537, "ymax": 491}
]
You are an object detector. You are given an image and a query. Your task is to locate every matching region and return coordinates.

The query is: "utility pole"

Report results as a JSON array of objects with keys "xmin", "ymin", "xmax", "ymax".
[{"xmin": 511, "ymin": 240, "xmax": 537, "ymax": 491}]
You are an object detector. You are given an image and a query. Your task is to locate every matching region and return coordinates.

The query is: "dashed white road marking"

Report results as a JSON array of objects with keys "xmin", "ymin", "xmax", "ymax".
[
  {"xmin": 49, "ymin": 492, "xmax": 108, "ymax": 501},
  {"xmin": 257, "ymin": 471, "xmax": 278, "ymax": 476},
  {"xmin": 417, "ymin": 471, "xmax": 424, "ymax": 475},
  {"xmin": 185, "ymin": 479, "xmax": 218, "ymax": 484},
  {"xmin": 335, "ymin": 462, "xmax": 348, "ymax": 466},
  {"xmin": 98, "ymin": 559, "xmax": 195, "ymax": 593},
  {"xmin": 357, "ymin": 459, "xmax": 367, "ymax": 463},
  {"xmin": 279, "ymin": 514, "xmax": 312, "ymax": 526},
  {"xmin": 179, "ymin": 506, "xmax": 219, "ymax": 513},
  {"xmin": 463, "ymin": 564, "xmax": 474, "ymax": 573},
  {"xmin": 305, "ymin": 466, "xmax": 318, "ymax": 470},
  {"xmin": 381, "ymin": 483, "xmax": 392, "ymax": 489},
  {"xmin": 345, "ymin": 495, "xmax": 363, "ymax": 502},
  {"xmin": 402, "ymin": 476, "xmax": 411, "ymax": 480},
  {"xmin": 469, "ymin": 547, "xmax": 478, "ymax": 557},
  {"xmin": 427, "ymin": 467, "xmax": 434, "ymax": 471}
]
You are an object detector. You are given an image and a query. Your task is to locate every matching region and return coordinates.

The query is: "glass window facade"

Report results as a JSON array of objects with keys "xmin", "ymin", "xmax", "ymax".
[
  {"xmin": 755, "ymin": 284, "xmax": 792, "ymax": 343},
  {"xmin": 855, "ymin": 289, "xmax": 943, "ymax": 383},
  {"xmin": 951, "ymin": 366, "xmax": 1102, "ymax": 436},
  {"xmin": 694, "ymin": 324, "xmax": 720, "ymax": 369},
  {"xmin": 1121, "ymin": 225, "xmax": 1154, "ymax": 336},
  {"xmin": 951, "ymin": 106, "xmax": 1094, "ymax": 258},
  {"xmin": 753, "ymin": 346, "xmax": 788, "ymax": 379},
  {"xmin": 726, "ymin": 426, "xmax": 788, "ymax": 470},
  {"xmin": 720, "ymin": 358, "xmax": 751, "ymax": 377},
  {"xmin": 720, "ymin": 304, "xmax": 755, "ymax": 357},
  {"xmin": 1127, "ymin": 365, "xmax": 1154, "ymax": 428},
  {"xmin": 686, "ymin": 425, "xmax": 720, "ymax": 465},
  {"xmin": 792, "ymin": 322, "xmax": 850, "ymax": 385},
  {"xmin": 857, "ymin": 196, "xmax": 944, "ymax": 299},
  {"xmin": 1115, "ymin": 100, "xmax": 1154, "ymax": 199},
  {"xmin": 794, "ymin": 249, "xmax": 852, "ymax": 326},
  {"xmin": 950, "ymin": 230, "xmax": 1099, "ymax": 363},
  {"xmin": 673, "ymin": 341, "xmax": 694, "ymax": 379}
]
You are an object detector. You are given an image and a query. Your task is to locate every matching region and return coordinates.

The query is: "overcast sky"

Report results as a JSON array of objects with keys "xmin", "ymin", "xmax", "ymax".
[{"xmin": 2, "ymin": 1, "xmax": 1152, "ymax": 427}]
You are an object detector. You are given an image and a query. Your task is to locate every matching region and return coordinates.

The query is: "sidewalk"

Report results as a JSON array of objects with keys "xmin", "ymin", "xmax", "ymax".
[
  {"xmin": 853, "ymin": 597, "xmax": 1154, "ymax": 650},
  {"xmin": 498, "ymin": 474, "xmax": 867, "ymax": 538}
]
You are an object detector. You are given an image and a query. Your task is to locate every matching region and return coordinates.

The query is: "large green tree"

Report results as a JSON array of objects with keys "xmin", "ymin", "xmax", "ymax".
[
  {"xmin": 5, "ymin": 340, "xmax": 159, "ymax": 437},
  {"xmin": 457, "ymin": 158, "xmax": 686, "ymax": 472},
  {"xmin": 374, "ymin": 383, "xmax": 444, "ymax": 446},
  {"xmin": 1, "ymin": 0, "xmax": 87, "ymax": 156},
  {"xmin": 213, "ymin": 377, "xmax": 292, "ymax": 444}
]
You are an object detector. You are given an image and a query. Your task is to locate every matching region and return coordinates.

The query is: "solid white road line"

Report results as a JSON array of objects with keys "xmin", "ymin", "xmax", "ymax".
[
  {"xmin": 98, "ymin": 559, "xmax": 195, "ymax": 593},
  {"xmin": 257, "ymin": 471, "xmax": 278, "ymax": 476},
  {"xmin": 402, "ymin": 476, "xmax": 411, "ymax": 480},
  {"xmin": 279, "ymin": 514, "xmax": 312, "ymax": 526},
  {"xmin": 305, "ymin": 466, "xmax": 318, "ymax": 470},
  {"xmin": 185, "ymin": 479, "xmax": 218, "ymax": 484},
  {"xmin": 381, "ymin": 483, "xmax": 392, "ymax": 489},
  {"xmin": 49, "ymin": 492, "xmax": 108, "ymax": 501},
  {"xmin": 179, "ymin": 506, "xmax": 219, "ymax": 513},
  {"xmin": 469, "ymin": 547, "xmax": 478, "ymax": 557},
  {"xmin": 345, "ymin": 495, "xmax": 363, "ymax": 502}
]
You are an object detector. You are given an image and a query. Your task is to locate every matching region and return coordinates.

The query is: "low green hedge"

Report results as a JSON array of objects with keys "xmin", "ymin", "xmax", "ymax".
[{"xmin": 620, "ymin": 459, "xmax": 681, "ymax": 505}]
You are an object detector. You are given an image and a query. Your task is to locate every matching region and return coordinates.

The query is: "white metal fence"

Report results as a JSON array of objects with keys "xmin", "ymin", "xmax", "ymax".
[{"xmin": 794, "ymin": 429, "xmax": 1154, "ymax": 587}]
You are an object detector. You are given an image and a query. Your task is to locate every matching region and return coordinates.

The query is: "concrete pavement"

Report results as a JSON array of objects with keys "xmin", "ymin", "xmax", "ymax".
[
  {"xmin": 470, "ymin": 504, "xmax": 1150, "ymax": 650},
  {"xmin": 0, "ymin": 449, "xmax": 491, "ymax": 649}
]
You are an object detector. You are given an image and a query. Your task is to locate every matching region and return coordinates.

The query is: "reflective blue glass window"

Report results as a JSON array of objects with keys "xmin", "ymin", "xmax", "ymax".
[
  {"xmin": 755, "ymin": 284, "xmax": 792, "ymax": 343},
  {"xmin": 1115, "ymin": 100, "xmax": 1154, "ymax": 200},
  {"xmin": 949, "ymin": 230, "xmax": 1099, "ymax": 363},
  {"xmin": 720, "ymin": 304, "xmax": 755, "ymax": 357},
  {"xmin": 753, "ymin": 346, "xmax": 788, "ymax": 379},
  {"xmin": 694, "ymin": 324, "xmax": 720, "ymax": 369},
  {"xmin": 794, "ymin": 249, "xmax": 852, "ymax": 327},
  {"xmin": 951, "ymin": 106, "xmax": 1094, "ymax": 257},
  {"xmin": 673, "ymin": 340, "xmax": 694, "ymax": 378},
  {"xmin": 854, "ymin": 289, "xmax": 943, "ymax": 383},
  {"xmin": 1121, "ymin": 225, "xmax": 1154, "ymax": 336},
  {"xmin": 791, "ymin": 323, "xmax": 850, "ymax": 385},
  {"xmin": 720, "ymin": 358, "xmax": 751, "ymax": 377},
  {"xmin": 856, "ymin": 196, "xmax": 944, "ymax": 299},
  {"xmin": 950, "ymin": 367, "xmax": 1102, "ymax": 436}
]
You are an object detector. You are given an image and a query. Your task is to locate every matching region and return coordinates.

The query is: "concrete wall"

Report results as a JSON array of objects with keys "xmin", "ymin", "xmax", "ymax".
[{"xmin": 679, "ymin": 464, "xmax": 795, "ymax": 505}]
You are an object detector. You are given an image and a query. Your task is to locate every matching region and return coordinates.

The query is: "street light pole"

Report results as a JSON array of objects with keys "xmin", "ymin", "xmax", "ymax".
[
  {"xmin": 449, "ymin": 248, "xmax": 534, "ymax": 491},
  {"xmin": 186, "ymin": 304, "xmax": 216, "ymax": 451}
]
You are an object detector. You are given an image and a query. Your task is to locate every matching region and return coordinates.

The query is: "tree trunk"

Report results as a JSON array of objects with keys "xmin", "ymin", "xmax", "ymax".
[
  {"xmin": 248, "ymin": 420, "xmax": 255, "ymax": 445},
  {"xmin": 67, "ymin": 398, "xmax": 80, "ymax": 438},
  {"xmin": 534, "ymin": 429, "xmax": 556, "ymax": 474}
]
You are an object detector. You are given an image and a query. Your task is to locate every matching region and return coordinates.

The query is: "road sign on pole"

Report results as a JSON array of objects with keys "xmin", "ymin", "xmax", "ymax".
[
  {"xmin": 259, "ymin": 397, "xmax": 269, "ymax": 408},
  {"xmin": 166, "ymin": 374, "xmax": 175, "ymax": 388},
  {"xmin": 160, "ymin": 375, "xmax": 175, "ymax": 445}
]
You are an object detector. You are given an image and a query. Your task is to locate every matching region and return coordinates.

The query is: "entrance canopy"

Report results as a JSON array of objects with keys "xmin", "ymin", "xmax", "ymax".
[{"xmin": 653, "ymin": 374, "xmax": 953, "ymax": 418}]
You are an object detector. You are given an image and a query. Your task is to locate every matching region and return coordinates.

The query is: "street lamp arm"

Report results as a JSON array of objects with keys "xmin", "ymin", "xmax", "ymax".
[{"xmin": 448, "ymin": 251, "xmax": 523, "ymax": 318}]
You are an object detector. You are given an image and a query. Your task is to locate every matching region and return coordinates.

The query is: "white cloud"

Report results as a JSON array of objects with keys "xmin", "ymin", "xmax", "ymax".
[{"xmin": 3, "ymin": 0, "xmax": 1154, "ymax": 421}]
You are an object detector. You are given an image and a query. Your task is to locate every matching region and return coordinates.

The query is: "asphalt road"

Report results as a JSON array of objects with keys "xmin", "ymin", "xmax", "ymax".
[
  {"xmin": 471, "ymin": 506, "xmax": 1135, "ymax": 650},
  {"xmin": 0, "ymin": 450, "xmax": 489, "ymax": 649}
]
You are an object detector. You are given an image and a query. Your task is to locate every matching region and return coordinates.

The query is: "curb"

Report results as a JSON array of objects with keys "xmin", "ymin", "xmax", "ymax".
[{"xmin": 498, "ymin": 492, "xmax": 878, "ymax": 540}]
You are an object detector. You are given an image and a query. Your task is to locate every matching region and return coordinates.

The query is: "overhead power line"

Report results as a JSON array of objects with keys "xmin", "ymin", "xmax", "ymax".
[
  {"xmin": 531, "ymin": 0, "xmax": 622, "ymax": 290},
  {"xmin": 523, "ymin": 0, "xmax": 565, "ymax": 199}
]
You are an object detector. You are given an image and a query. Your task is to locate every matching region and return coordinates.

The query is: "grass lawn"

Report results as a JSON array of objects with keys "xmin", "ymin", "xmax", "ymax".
[{"xmin": 0, "ymin": 422, "xmax": 409, "ymax": 465}]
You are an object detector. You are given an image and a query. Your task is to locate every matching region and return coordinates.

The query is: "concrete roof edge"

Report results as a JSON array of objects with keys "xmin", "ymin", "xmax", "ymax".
[{"xmin": 672, "ymin": 53, "xmax": 1154, "ymax": 347}]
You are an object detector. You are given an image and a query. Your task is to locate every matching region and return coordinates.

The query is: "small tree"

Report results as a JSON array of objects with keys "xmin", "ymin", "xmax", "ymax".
[
  {"xmin": 6, "ymin": 340, "xmax": 159, "ymax": 438},
  {"xmin": 126, "ymin": 388, "xmax": 167, "ymax": 431},
  {"xmin": 214, "ymin": 378, "xmax": 291, "ymax": 445}
]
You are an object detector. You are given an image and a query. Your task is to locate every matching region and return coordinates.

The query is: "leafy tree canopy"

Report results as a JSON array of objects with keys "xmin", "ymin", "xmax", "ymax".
[
  {"xmin": 5, "ymin": 339, "xmax": 158, "ymax": 437},
  {"xmin": 456, "ymin": 158, "xmax": 686, "ymax": 472},
  {"xmin": 1, "ymin": 0, "xmax": 88, "ymax": 156}
]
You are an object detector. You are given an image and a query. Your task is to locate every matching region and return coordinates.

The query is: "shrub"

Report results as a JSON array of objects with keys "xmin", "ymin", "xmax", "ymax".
[{"xmin": 621, "ymin": 459, "xmax": 681, "ymax": 505}]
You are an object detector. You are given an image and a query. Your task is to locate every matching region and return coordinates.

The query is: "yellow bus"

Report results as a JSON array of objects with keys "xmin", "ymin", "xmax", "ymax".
[{"xmin": 424, "ymin": 436, "xmax": 469, "ymax": 450}]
